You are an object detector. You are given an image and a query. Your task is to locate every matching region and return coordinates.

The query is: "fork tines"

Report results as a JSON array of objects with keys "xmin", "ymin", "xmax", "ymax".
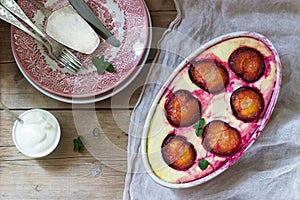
[{"xmin": 59, "ymin": 49, "xmax": 82, "ymax": 73}]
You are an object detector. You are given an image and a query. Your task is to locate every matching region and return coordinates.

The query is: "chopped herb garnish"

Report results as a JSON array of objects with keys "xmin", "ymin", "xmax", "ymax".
[
  {"xmin": 92, "ymin": 55, "xmax": 115, "ymax": 74},
  {"xmin": 73, "ymin": 136, "xmax": 84, "ymax": 152},
  {"xmin": 193, "ymin": 118, "xmax": 206, "ymax": 137},
  {"xmin": 198, "ymin": 159, "xmax": 209, "ymax": 170}
]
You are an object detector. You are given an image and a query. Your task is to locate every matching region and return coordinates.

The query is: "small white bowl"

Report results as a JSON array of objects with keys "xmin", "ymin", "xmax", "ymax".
[{"xmin": 12, "ymin": 109, "xmax": 61, "ymax": 158}]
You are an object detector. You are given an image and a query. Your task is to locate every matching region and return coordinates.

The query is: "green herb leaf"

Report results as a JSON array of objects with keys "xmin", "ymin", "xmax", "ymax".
[
  {"xmin": 198, "ymin": 159, "xmax": 209, "ymax": 170},
  {"xmin": 73, "ymin": 136, "xmax": 84, "ymax": 152},
  {"xmin": 194, "ymin": 118, "xmax": 206, "ymax": 137},
  {"xmin": 92, "ymin": 56, "xmax": 115, "ymax": 74},
  {"xmin": 196, "ymin": 128, "xmax": 203, "ymax": 137},
  {"xmin": 105, "ymin": 63, "xmax": 115, "ymax": 72},
  {"xmin": 92, "ymin": 56, "xmax": 105, "ymax": 74}
]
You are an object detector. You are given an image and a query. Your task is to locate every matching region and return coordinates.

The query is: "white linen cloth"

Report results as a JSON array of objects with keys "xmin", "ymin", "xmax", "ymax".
[{"xmin": 123, "ymin": 0, "xmax": 300, "ymax": 199}]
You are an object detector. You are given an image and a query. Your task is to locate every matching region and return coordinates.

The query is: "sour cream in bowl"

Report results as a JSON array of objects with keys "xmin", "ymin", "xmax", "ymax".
[{"xmin": 12, "ymin": 109, "xmax": 61, "ymax": 158}]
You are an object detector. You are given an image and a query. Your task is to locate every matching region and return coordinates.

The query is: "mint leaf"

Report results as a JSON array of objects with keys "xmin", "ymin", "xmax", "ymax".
[
  {"xmin": 193, "ymin": 124, "xmax": 198, "ymax": 130},
  {"xmin": 198, "ymin": 118, "xmax": 205, "ymax": 127},
  {"xmin": 92, "ymin": 56, "xmax": 106, "ymax": 74},
  {"xmin": 73, "ymin": 136, "xmax": 84, "ymax": 152},
  {"xmin": 105, "ymin": 63, "xmax": 115, "ymax": 72},
  {"xmin": 196, "ymin": 128, "xmax": 204, "ymax": 137},
  {"xmin": 194, "ymin": 118, "xmax": 206, "ymax": 137},
  {"xmin": 198, "ymin": 159, "xmax": 209, "ymax": 170},
  {"xmin": 92, "ymin": 56, "xmax": 115, "ymax": 74}
]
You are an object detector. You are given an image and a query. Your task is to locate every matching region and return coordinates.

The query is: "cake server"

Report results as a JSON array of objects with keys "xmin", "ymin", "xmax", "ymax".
[{"xmin": 27, "ymin": 0, "xmax": 100, "ymax": 54}]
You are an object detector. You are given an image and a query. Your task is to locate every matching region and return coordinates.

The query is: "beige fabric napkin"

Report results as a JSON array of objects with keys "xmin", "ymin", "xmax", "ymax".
[{"xmin": 124, "ymin": 0, "xmax": 300, "ymax": 199}]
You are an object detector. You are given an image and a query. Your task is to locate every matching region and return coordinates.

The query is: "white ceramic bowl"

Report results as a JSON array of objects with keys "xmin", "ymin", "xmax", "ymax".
[{"xmin": 12, "ymin": 109, "xmax": 61, "ymax": 158}]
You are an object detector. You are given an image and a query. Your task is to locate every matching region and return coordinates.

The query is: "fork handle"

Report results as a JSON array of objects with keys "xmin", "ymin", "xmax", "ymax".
[
  {"xmin": 0, "ymin": 5, "xmax": 47, "ymax": 46},
  {"xmin": 0, "ymin": 0, "xmax": 46, "ymax": 38}
]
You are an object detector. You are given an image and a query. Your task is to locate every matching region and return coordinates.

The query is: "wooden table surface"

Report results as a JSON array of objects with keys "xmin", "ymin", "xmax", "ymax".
[{"xmin": 0, "ymin": 0, "xmax": 176, "ymax": 199}]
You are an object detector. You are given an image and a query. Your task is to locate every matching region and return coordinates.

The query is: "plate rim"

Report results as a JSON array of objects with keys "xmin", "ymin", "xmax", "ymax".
[
  {"xmin": 11, "ymin": 0, "xmax": 150, "ymax": 99},
  {"xmin": 11, "ymin": 0, "xmax": 152, "ymax": 104}
]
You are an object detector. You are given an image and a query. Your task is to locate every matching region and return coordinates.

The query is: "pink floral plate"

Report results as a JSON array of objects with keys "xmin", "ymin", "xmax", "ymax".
[
  {"xmin": 15, "ymin": 9, "xmax": 152, "ymax": 104},
  {"xmin": 11, "ymin": 0, "xmax": 149, "ymax": 98}
]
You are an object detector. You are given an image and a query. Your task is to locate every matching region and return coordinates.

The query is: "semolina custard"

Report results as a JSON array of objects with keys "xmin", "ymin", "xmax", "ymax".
[{"xmin": 142, "ymin": 32, "xmax": 281, "ymax": 188}]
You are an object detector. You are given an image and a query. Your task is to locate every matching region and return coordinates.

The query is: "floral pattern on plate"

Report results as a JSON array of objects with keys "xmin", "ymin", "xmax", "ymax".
[{"xmin": 11, "ymin": 0, "xmax": 149, "ymax": 98}]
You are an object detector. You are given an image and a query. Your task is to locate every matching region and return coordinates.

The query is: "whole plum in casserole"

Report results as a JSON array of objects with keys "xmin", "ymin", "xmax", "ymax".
[{"xmin": 165, "ymin": 90, "xmax": 201, "ymax": 127}]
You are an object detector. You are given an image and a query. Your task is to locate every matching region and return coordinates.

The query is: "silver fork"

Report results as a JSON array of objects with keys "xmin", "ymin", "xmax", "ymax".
[{"xmin": 0, "ymin": 0, "xmax": 82, "ymax": 73}]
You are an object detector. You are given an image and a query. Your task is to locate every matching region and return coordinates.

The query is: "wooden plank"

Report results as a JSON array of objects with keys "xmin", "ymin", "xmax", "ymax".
[
  {"xmin": 148, "ymin": 11, "xmax": 178, "ymax": 60},
  {"xmin": 0, "ymin": 110, "xmax": 129, "ymax": 161},
  {"xmin": 0, "ymin": 158, "xmax": 126, "ymax": 199},
  {"xmin": 0, "ymin": 21, "xmax": 13, "ymax": 63},
  {"xmin": 0, "ymin": 109, "xmax": 129, "ymax": 199},
  {"xmin": 0, "ymin": 62, "xmax": 151, "ymax": 109},
  {"xmin": 150, "ymin": 11, "xmax": 177, "ymax": 29},
  {"xmin": 144, "ymin": 0, "xmax": 176, "ymax": 11}
]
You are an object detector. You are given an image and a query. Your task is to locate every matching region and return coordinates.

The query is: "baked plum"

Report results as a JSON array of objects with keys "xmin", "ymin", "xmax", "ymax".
[
  {"xmin": 188, "ymin": 60, "xmax": 229, "ymax": 94},
  {"xmin": 203, "ymin": 120, "xmax": 241, "ymax": 156},
  {"xmin": 165, "ymin": 90, "xmax": 201, "ymax": 127},
  {"xmin": 230, "ymin": 86, "xmax": 264, "ymax": 122},
  {"xmin": 229, "ymin": 47, "xmax": 265, "ymax": 82},
  {"xmin": 162, "ymin": 134, "xmax": 196, "ymax": 171}
]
